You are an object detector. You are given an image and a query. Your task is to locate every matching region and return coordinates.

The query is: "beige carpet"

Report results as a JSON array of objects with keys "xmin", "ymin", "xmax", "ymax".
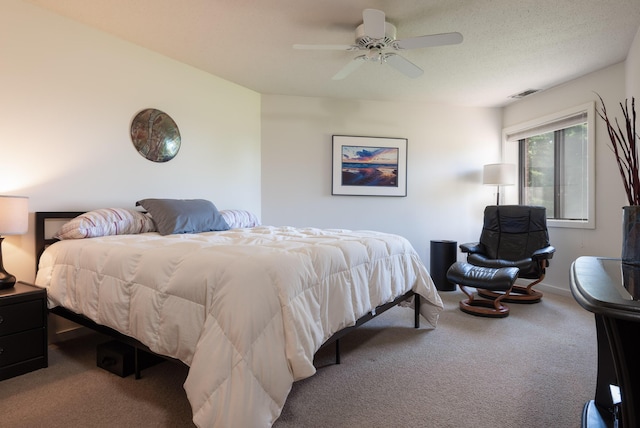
[{"xmin": 0, "ymin": 290, "xmax": 597, "ymax": 427}]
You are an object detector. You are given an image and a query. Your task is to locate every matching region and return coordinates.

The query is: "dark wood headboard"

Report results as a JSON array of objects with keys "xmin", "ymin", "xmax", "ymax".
[{"xmin": 35, "ymin": 211, "xmax": 84, "ymax": 272}]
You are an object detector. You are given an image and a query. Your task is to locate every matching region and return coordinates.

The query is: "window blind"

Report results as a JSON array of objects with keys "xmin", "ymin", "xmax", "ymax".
[{"xmin": 505, "ymin": 111, "xmax": 587, "ymax": 142}]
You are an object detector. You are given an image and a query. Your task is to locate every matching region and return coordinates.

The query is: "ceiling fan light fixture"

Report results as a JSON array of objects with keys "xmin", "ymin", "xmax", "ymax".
[
  {"xmin": 355, "ymin": 22, "xmax": 397, "ymax": 49},
  {"xmin": 366, "ymin": 48, "xmax": 382, "ymax": 62}
]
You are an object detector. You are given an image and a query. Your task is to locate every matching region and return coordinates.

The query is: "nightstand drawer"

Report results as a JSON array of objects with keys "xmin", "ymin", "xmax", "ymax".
[
  {"xmin": 0, "ymin": 329, "xmax": 46, "ymax": 368},
  {"xmin": 0, "ymin": 300, "xmax": 45, "ymax": 336}
]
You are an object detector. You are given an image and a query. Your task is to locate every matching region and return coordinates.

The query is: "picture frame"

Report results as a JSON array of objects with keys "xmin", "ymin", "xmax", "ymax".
[{"xmin": 332, "ymin": 135, "xmax": 407, "ymax": 197}]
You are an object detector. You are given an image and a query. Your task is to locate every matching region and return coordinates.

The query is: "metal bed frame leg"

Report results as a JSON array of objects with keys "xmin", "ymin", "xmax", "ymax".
[
  {"xmin": 334, "ymin": 292, "xmax": 420, "ymax": 365},
  {"xmin": 320, "ymin": 290, "xmax": 421, "ymax": 366}
]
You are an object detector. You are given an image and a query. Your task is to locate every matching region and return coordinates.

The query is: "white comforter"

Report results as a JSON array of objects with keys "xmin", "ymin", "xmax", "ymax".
[{"xmin": 35, "ymin": 226, "xmax": 443, "ymax": 427}]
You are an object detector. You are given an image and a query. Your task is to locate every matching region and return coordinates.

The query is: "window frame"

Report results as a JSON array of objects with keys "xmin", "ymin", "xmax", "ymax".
[{"xmin": 502, "ymin": 102, "xmax": 595, "ymax": 229}]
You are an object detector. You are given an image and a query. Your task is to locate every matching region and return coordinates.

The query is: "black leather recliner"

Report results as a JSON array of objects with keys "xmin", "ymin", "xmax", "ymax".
[{"xmin": 460, "ymin": 205, "xmax": 555, "ymax": 303}]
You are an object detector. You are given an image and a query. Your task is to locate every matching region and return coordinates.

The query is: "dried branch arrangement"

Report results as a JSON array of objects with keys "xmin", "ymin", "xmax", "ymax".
[{"xmin": 596, "ymin": 94, "xmax": 639, "ymax": 205}]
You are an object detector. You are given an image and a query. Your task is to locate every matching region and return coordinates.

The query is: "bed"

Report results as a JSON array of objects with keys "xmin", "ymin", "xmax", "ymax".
[{"xmin": 33, "ymin": 201, "xmax": 443, "ymax": 427}]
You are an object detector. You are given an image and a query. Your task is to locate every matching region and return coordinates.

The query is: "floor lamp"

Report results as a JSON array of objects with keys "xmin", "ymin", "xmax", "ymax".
[
  {"xmin": 483, "ymin": 163, "xmax": 516, "ymax": 205},
  {"xmin": 0, "ymin": 195, "xmax": 29, "ymax": 290}
]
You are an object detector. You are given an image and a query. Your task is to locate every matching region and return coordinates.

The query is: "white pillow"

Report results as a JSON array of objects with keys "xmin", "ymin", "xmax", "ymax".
[
  {"xmin": 220, "ymin": 210, "xmax": 261, "ymax": 228},
  {"xmin": 54, "ymin": 208, "xmax": 156, "ymax": 240}
]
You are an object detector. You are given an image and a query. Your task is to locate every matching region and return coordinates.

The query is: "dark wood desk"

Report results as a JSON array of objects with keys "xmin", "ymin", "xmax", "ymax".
[{"xmin": 570, "ymin": 256, "xmax": 640, "ymax": 428}]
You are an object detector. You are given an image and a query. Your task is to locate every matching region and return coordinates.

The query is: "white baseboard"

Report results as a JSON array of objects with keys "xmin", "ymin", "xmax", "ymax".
[
  {"xmin": 515, "ymin": 279, "xmax": 571, "ymax": 297},
  {"xmin": 47, "ymin": 313, "xmax": 94, "ymax": 344},
  {"xmin": 537, "ymin": 282, "xmax": 571, "ymax": 297},
  {"xmin": 48, "ymin": 325, "xmax": 94, "ymax": 344}
]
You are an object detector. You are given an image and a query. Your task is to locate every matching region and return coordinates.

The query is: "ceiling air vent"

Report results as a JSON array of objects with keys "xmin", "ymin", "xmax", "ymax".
[{"xmin": 509, "ymin": 89, "xmax": 540, "ymax": 99}]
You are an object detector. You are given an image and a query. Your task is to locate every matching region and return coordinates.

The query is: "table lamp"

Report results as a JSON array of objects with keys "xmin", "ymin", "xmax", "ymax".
[
  {"xmin": 0, "ymin": 195, "xmax": 29, "ymax": 290},
  {"xmin": 483, "ymin": 163, "xmax": 516, "ymax": 205}
]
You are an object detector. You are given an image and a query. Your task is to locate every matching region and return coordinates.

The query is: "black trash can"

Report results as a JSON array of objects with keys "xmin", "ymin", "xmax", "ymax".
[{"xmin": 430, "ymin": 240, "xmax": 457, "ymax": 291}]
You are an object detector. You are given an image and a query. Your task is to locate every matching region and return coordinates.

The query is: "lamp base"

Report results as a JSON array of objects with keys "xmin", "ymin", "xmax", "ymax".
[
  {"xmin": 0, "ymin": 271, "xmax": 16, "ymax": 290},
  {"xmin": 0, "ymin": 236, "xmax": 16, "ymax": 289}
]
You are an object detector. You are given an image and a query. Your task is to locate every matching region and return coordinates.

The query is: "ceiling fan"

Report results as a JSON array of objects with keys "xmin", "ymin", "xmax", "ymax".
[{"xmin": 293, "ymin": 9, "xmax": 463, "ymax": 80}]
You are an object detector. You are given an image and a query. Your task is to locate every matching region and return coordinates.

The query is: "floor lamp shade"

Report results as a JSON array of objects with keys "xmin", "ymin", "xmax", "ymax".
[
  {"xmin": 483, "ymin": 164, "xmax": 516, "ymax": 205},
  {"xmin": 0, "ymin": 196, "xmax": 29, "ymax": 290}
]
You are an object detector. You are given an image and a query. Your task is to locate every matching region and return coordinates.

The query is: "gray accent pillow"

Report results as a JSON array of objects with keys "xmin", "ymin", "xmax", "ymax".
[{"xmin": 136, "ymin": 198, "xmax": 230, "ymax": 235}]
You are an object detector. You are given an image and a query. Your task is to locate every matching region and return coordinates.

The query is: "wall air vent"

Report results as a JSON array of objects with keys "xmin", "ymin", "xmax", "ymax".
[{"xmin": 509, "ymin": 89, "xmax": 540, "ymax": 99}]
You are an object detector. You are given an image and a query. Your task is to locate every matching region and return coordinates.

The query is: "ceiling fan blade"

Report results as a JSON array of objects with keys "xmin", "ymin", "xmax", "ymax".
[
  {"xmin": 293, "ymin": 44, "xmax": 358, "ymax": 51},
  {"xmin": 395, "ymin": 32, "xmax": 463, "ymax": 50},
  {"xmin": 332, "ymin": 56, "xmax": 366, "ymax": 80},
  {"xmin": 363, "ymin": 8, "xmax": 386, "ymax": 39},
  {"xmin": 384, "ymin": 53, "xmax": 424, "ymax": 78}
]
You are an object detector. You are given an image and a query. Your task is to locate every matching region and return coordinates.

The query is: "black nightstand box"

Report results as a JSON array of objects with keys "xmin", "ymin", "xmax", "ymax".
[
  {"xmin": 0, "ymin": 282, "xmax": 48, "ymax": 381},
  {"xmin": 97, "ymin": 340, "xmax": 165, "ymax": 378},
  {"xmin": 97, "ymin": 340, "xmax": 135, "ymax": 377}
]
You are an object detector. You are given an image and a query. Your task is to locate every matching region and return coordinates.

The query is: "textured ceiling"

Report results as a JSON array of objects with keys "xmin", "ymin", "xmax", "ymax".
[{"xmin": 26, "ymin": 0, "xmax": 640, "ymax": 107}]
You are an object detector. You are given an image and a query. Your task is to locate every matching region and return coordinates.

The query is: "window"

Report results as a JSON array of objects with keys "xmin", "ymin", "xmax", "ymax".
[{"xmin": 503, "ymin": 103, "xmax": 595, "ymax": 229}]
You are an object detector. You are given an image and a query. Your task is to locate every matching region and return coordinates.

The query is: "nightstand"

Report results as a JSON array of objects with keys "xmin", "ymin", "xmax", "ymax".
[{"xmin": 0, "ymin": 281, "xmax": 48, "ymax": 380}]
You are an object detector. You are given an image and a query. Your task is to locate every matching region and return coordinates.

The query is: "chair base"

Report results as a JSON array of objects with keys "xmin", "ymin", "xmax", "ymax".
[
  {"xmin": 459, "ymin": 297, "xmax": 510, "ymax": 318},
  {"xmin": 477, "ymin": 285, "xmax": 543, "ymax": 304}
]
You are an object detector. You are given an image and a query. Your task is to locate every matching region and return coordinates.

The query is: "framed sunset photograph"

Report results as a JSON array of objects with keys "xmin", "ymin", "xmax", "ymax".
[{"xmin": 332, "ymin": 135, "xmax": 407, "ymax": 196}]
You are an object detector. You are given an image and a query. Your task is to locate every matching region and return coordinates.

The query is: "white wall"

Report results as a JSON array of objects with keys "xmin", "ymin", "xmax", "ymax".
[
  {"xmin": 261, "ymin": 95, "xmax": 502, "ymax": 266},
  {"xmin": 627, "ymin": 26, "xmax": 640, "ymax": 99},
  {"xmin": 264, "ymin": 49, "xmax": 636, "ymax": 296},
  {"xmin": 502, "ymin": 63, "xmax": 628, "ymax": 293},
  {"xmin": 1, "ymin": 1, "xmax": 262, "ymax": 283}
]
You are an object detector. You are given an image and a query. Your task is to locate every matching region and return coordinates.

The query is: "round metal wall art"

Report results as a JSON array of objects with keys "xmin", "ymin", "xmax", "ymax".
[{"xmin": 130, "ymin": 108, "xmax": 181, "ymax": 163}]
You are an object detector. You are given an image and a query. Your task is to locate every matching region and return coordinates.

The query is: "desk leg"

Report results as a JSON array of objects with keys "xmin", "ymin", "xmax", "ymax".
[
  {"xmin": 604, "ymin": 316, "xmax": 640, "ymax": 428},
  {"xmin": 580, "ymin": 315, "xmax": 617, "ymax": 427},
  {"xmin": 595, "ymin": 316, "xmax": 616, "ymax": 411}
]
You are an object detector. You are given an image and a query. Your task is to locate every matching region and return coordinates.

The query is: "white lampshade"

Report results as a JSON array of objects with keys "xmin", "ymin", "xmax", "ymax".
[
  {"xmin": 483, "ymin": 163, "xmax": 516, "ymax": 186},
  {"xmin": 0, "ymin": 196, "xmax": 29, "ymax": 235}
]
